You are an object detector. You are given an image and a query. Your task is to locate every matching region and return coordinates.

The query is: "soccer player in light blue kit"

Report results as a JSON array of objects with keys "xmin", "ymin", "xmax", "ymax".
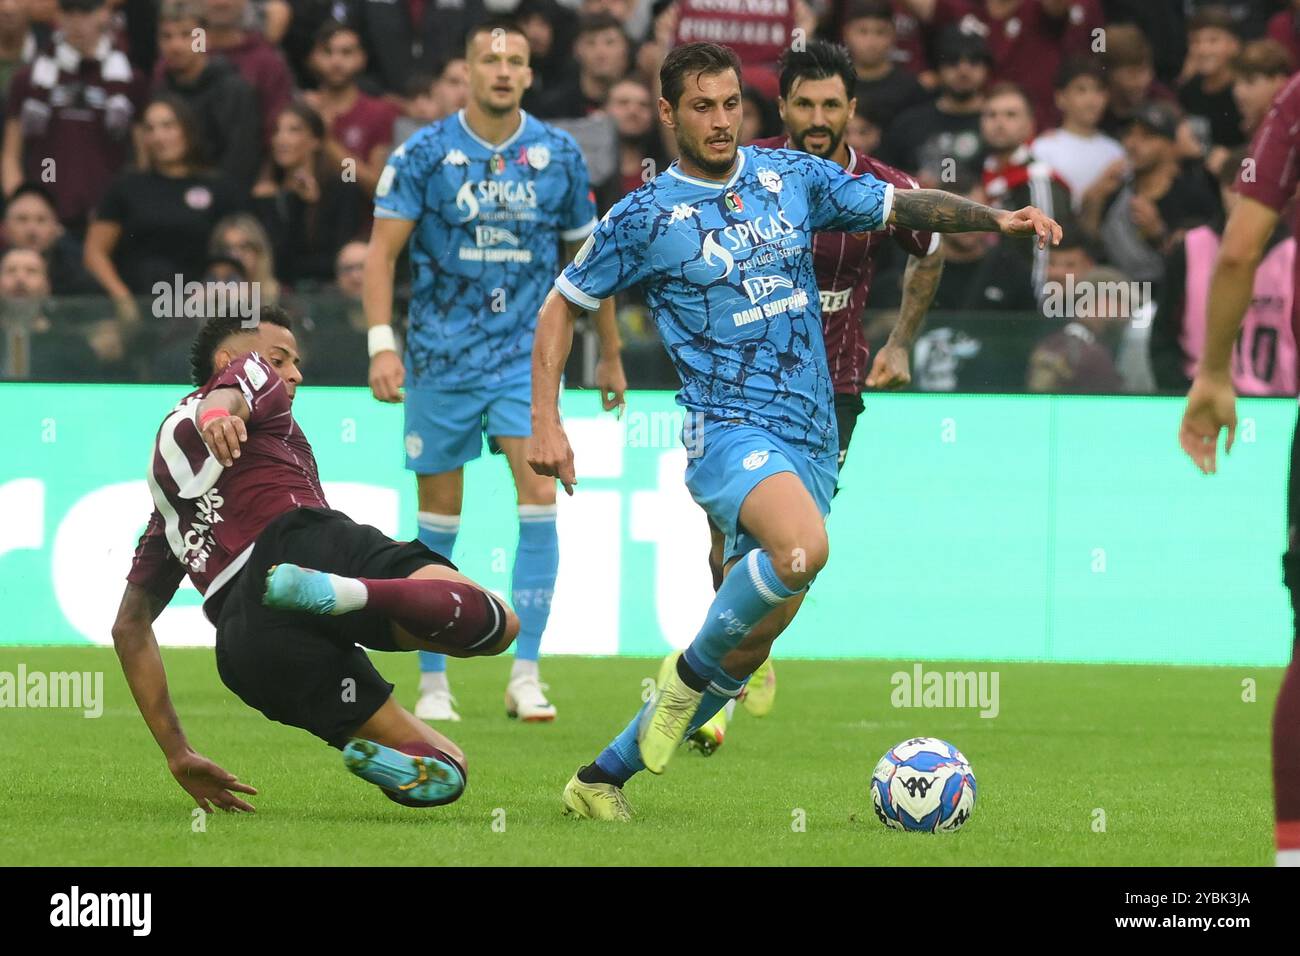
[
  {"xmin": 529, "ymin": 42, "xmax": 1060, "ymax": 818},
  {"xmin": 364, "ymin": 18, "xmax": 626, "ymax": 723}
]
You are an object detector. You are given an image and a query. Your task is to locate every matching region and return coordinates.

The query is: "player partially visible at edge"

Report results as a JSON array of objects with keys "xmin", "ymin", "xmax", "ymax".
[
  {"xmin": 364, "ymin": 18, "xmax": 626, "ymax": 725},
  {"xmin": 529, "ymin": 41, "xmax": 1061, "ymax": 820},
  {"xmin": 687, "ymin": 40, "xmax": 945, "ymax": 754},
  {"xmin": 110, "ymin": 307, "xmax": 519, "ymax": 813},
  {"xmin": 1178, "ymin": 72, "xmax": 1300, "ymax": 867}
]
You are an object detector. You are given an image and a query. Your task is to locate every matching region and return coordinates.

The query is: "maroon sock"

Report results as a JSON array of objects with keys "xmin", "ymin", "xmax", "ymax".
[
  {"xmin": 1274, "ymin": 659, "xmax": 1300, "ymax": 846},
  {"xmin": 360, "ymin": 577, "xmax": 506, "ymax": 652}
]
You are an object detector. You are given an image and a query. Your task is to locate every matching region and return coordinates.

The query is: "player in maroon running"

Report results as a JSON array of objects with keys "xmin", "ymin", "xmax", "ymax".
[
  {"xmin": 110, "ymin": 307, "xmax": 519, "ymax": 813},
  {"xmin": 1179, "ymin": 73, "xmax": 1300, "ymax": 866},
  {"xmin": 687, "ymin": 40, "xmax": 945, "ymax": 751}
]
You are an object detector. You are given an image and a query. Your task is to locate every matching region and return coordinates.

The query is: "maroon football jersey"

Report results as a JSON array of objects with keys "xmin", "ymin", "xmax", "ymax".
[
  {"xmin": 1236, "ymin": 72, "xmax": 1300, "ymax": 339},
  {"xmin": 752, "ymin": 137, "xmax": 937, "ymax": 393},
  {"xmin": 126, "ymin": 352, "xmax": 328, "ymax": 620}
]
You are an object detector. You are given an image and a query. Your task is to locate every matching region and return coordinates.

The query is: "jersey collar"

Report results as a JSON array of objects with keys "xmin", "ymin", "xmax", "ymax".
[
  {"xmin": 457, "ymin": 108, "xmax": 528, "ymax": 152},
  {"xmin": 667, "ymin": 149, "xmax": 747, "ymax": 190}
]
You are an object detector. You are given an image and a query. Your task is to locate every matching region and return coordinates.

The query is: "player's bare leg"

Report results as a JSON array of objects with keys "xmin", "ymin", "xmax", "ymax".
[
  {"xmin": 640, "ymin": 471, "xmax": 827, "ymax": 773},
  {"xmin": 414, "ymin": 469, "xmax": 465, "ymax": 721},
  {"xmin": 495, "ymin": 435, "xmax": 561, "ymax": 721}
]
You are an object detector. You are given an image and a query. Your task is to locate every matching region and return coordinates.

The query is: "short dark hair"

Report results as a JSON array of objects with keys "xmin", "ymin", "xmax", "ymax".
[
  {"xmin": 659, "ymin": 42, "xmax": 742, "ymax": 109},
  {"xmin": 778, "ymin": 40, "xmax": 856, "ymax": 102},
  {"xmin": 313, "ymin": 19, "xmax": 360, "ymax": 50},
  {"xmin": 1055, "ymin": 55, "xmax": 1105, "ymax": 91},
  {"xmin": 576, "ymin": 11, "xmax": 625, "ymax": 39},
  {"xmin": 465, "ymin": 16, "xmax": 529, "ymax": 56},
  {"xmin": 984, "ymin": 81, "xmax": 1033, "ymax": 114},
  {"xmin": 1235, "ymin": 38, "xmax": 1294, "ymax": 79},
  {"xmin": 190, "ymin": 305, "xmax": 293, "ymax": 386},
  {"xmin": 1188, "ymin": 5, "xmax": 1238, "ymax": 36},
  {"xmin": 4, "ymin": 181, "xmax": 58, "ymax": 215},
  {"xmin": 843, "ymin": 0, "xmax": 893, "ymax": 25}
]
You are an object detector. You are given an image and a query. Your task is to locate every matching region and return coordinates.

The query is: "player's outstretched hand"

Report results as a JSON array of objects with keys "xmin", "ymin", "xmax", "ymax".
[
  {"xmin": 168, "ymin": 749, "xmax": 258, "ymax": 813},
  {"xmin": 528, "ymin": 421, "xmax": 577, "ymax": 496},
  {"xmin": 866, "ymin": 342, "xmax": 911, "ymax": 390},
  {"xmin": 997, "ymin": 206, "xmax": 1063, "ymax": 249},
  {"xmin": 1179, "ymin": 374, "xmax": 1238, "ymax": 475},
  {"xmin": 595, "ymin": 353, "xmax": 627, "ymax": 413},
  {"xmin": 201, "ymin": 411, "xmax": 247, "ymax": 468},
  {"xmin": 369, "ymin": 350, "xmax": 405, "ymax": 403}
]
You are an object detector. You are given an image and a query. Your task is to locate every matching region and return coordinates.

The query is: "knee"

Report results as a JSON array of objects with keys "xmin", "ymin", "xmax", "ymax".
[{"xmin": 770, "ymin": 530, "xmax": 828, "ymax": 590}]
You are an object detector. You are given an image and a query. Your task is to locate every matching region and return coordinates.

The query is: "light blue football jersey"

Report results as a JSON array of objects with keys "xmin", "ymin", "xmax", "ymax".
[
  {"xmin": 555, "ymin": 146, "xmax": 894, "ymax": 458},
  {"xmin": 375, "ymin": 109, "xmax": 597, "ymax": 389}
]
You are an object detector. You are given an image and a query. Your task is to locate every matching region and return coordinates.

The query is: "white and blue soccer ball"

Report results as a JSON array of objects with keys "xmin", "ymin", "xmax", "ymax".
[{"xmin": 871, "ymin": 737, "xmax": 976, "ymax": 833}]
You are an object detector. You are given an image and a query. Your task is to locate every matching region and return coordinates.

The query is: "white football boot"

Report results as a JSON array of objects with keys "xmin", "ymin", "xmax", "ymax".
[
  {"xmin": 414, "ymin": 686, "xmax": 461, "ymax": 722},
  {"xmin": 505, "ymin": 673, "xmax": 557, "ymax": 722}
]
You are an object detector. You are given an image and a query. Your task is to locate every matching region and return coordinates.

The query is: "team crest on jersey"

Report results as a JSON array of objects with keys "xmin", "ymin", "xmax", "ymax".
[
  {"xmin": 757, "ymin": 168, "xmax": 783, "ymax": 194},
  {"xmin": 526, "ymin": 144, "xmax": 551, "ymax": 170},
  {"xmin": 442, "ymin": 149, "xmax": 469, "ymax": 166},
  {"xmin": 405, "ymin": 431, "xmax": 425, "ymax": 460},
  {"xmin": 742, "ymin": 450, "xmax": 769, "ymax": 471},
  {"xmin": 490, "ymin": 153, "xmax": 505, "ymax": 175},
  {"xmin": 724, "ymin": 191, "xmax": 744, "ymax": 213},
  {"xmin": 243, "ymin": 357, "xmax": 267, "ymax": 390}
]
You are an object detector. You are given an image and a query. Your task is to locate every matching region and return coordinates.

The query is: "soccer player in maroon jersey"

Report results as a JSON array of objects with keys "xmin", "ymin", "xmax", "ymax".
[
  {"xmin": 109, "ymin": 307, "xmax": 519, "ymax": 813},
  {"xmin": 691, "ymin": 39, "xmax": 945, "ymax": 750},
  {"xmin": 1179, "ymin": 73, "xmax": 1300, "ymax": 866}
]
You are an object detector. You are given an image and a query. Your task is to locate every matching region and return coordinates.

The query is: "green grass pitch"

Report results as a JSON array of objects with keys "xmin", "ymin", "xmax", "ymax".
[{"xmin": 0, "ymin": 647, "xmax": 1279, "ymax": 866}]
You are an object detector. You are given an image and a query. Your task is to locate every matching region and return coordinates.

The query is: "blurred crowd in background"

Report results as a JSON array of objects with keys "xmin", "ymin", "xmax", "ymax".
[{"xmin": 1, "ymin": 0, "xmax": 1298, "ymax": 395}]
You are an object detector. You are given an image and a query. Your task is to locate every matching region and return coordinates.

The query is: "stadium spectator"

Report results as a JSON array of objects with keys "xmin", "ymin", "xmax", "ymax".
[
  {"xmin": 1099, "ymin": 24, "xmax": 1178, "ymax": 138},
  {"xmin": 351, "ymin": 0, "xmax": 485, "ymax": 95},
  {"xmin": 0, "ymin": 0, "xmax": 32, "ymax": 109},
  {"xmin": 305, "ymin": 21, "xmax": 399, "ymax": 197},
  {"xmin": 278, "ymin": 0, "xmax": 343, "ymax": 88},
  {"xmin": 841, "ymin": 0, "xmax": 927, "ymax": 130},
  {"xmin": 1179, "ymin": 5, "xmax": 1246, "ymax": 161},
  {"xmin": 84, "ymin": 94, "xmax": 242, "ymax": 320},
  {"xmin": 1026, "ymin": 267, "xmax": 1127, "ymax": 393},
  {"xmin": 252, "ymin": 102, "xmax": 363, "ymax": 288},
  {"xmin": 666, "ymin": 0, "xmax": 817, "ymax": 99},
  {"xmin": 845, "ymin": 110, "xmax": 882, "ymax": 156},
  {"xmin": 209, "ymin": 211, "xmax": 279, "ymax": 304},
  {"xmin": 880, "ymin": 26, "xmax": 988, "ymax": 186},
  {"xmin": 740, "ymin": 85, "xmax": 782, "ymax": 144},
  {"xmin": 919, "ymin": 0, "xmax": 1105, "ymax": 130},
  {"xmin": 0, "ymin": 246, "xmax": 127, "ymax": 380},
  {"xmin": 980, "ymin": 82, "xmax": 1074, "ymax": 301},
  {"xmin": 1266, "ymin": 0, "xmax": 1300, "ymax": 66},
  {"xmin": 433, "ymin": 58, "xmax": 469, "ymax": 121},
  {"xmin": 1044, "ymin": 232, "xmax": 1095, "ymax": 289},
  {"xmin": 297, "ymin": 239, "xmax": 369, "ymax": 384},
  {"xmin": 1032, "ymin": 57, "xmax": 1125, "ymax": 212},
  {"xmin": 1, "ymin": 182, "xmax": 98, "ymax": 294},
  {"xmin": 1, "ymin": 0, "xmax": 147, "ymax": 230},
  {"xmin": 392, "ymin": 60, "xmax": 471, "ymax": 146},
  {"xmin": 156, "ymin": 0, "xmax": 262, "ymax": 193},
  {"xmin": 516, "ymin": 0, "xmax": 578, "ymax": 109},
  {"xmin": 607, "ymin": 76, "xmax": 666, "ymax": 198},
  {"xmin": 1233, "ymin": 38, "xmax": 1294, "ymax": 138},
  {"xmin": 1081, "ymin": 101, "xmax": 1218, "ymax": 290},
  {"xmin": 1151, "ymin": 148, "xmax": 1296, "ymax": 396},
  {"xmin": 200, "ymin": 0, "xmax": 293, "ymax": 143},
  {"xmin": 1099, "ymin": 0, "xmax": 1187, "ymax": 84},
  {"xmin": 531, "ymin": 13, "xmax": 630, "ymax": 120}
]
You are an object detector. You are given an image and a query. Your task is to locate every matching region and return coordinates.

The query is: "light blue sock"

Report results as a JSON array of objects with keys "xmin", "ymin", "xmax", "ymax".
[
  {"xmin": 682, "ymin": 549, "xmax": 799, "ymax": 682},
  {"xmin": 512, "ymin": 505, "xmax": 558, "ymax": 663},
  {"xmin": 416, "ymin": 512, "xmax": 459, "ymax": 675},
  {"xmin": 593, "ymin": 668, "xmax": 749, "ymax": 785}
]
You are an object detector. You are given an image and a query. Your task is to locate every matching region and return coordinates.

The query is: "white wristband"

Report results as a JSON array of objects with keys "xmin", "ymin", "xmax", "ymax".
[{"xmin": 367, "ymin": 325, "xmax": 397, "ymax": 357}]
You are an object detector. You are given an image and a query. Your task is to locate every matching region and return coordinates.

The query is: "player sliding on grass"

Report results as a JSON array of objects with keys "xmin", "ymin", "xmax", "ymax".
[
  {"xmin": 110, "ymin": 307, "xmax": 519, "ymax": 813},
  {"xmin": 1178, "ymin": 73, "xmax": 1300, "ymax": 867},
  {"xmin": 687, "ymin": 40, "xmax": 944, "ymax": 754},
  {"xmin": 529, "ymin": 41, "xmax": 1061, "ymax": 820}
]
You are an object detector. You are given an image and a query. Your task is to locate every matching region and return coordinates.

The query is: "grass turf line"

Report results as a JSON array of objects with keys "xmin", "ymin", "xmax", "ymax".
[{"xmin": 0, "ymin": 647, "xmax": 1277, "ymax": 866}]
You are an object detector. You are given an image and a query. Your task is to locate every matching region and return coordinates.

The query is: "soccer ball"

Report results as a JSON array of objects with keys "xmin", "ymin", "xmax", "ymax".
[{"xmin": 870, "ymin": 737, "xmax": 976, "ymax": 833}]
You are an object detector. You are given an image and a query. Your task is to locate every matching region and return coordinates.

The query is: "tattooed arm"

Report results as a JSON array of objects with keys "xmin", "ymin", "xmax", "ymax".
[
  {"xmin": 868, "ymin": 247, "xmax": 945, "ymax": 390},
  {"xmin": 890, "ymin": 189, "xmax": 1062, "ymax": 248}
]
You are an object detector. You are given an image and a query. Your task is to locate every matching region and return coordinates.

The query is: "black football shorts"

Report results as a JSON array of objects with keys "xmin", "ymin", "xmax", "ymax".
[{"xmin": 212, "ymin": 507, "xmax": 454, "ymax": 748}]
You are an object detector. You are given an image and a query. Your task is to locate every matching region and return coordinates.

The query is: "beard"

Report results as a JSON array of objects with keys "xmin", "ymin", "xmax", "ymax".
[
  {"xmin": 678, "ymin": 131, "xmax": 737, "ymax": 177},
  {"xmin": 791, "ymin": 124, "xmax": 844, "ymax": 158},
  {"xmin": 943, "ymin": 84, "xmax": 980, "ymax": 105}
]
